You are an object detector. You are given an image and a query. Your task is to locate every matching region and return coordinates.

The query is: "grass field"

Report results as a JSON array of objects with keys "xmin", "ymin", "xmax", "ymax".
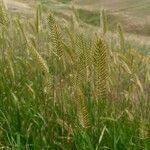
[{"xmin": 0, "ymin": 0, "xmax": 150, "ymax": 149}]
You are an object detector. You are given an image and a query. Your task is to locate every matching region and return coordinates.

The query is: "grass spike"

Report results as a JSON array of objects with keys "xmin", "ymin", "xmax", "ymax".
[
  {"xmin": 27, "ymin": 42, "xmax": 49, "ymax": 76},
  {"xmin": 0, "ymin": 1, "xmax": 9, "ymax": 26},
  {"xmin": 35, "ymin": 4, "xmax": 42, "ymax": 34},
  {"xmin": 48, "ymin": 12, "xmax": 63, "ymax": 58},
  {"xmin": 16, "ymin": 19, "xmax": 28, "ymax": 43},
  {"xmin": 77, "ymin": 90, "xmax": 90, "ymax": 129},
  {"xmin": 93, "ymin": 38, "xmax": 109, "ymax": 100},
  {"xmin": 100, "ymin": 9, "xmax": 108, "ymax": 35},
  {"xmin": 27, "ymin": 42, "xmax": 52, "ymax": 94},
  {"xmin": 117, "ymin": 23, "xmax": 125, "ymax": 51}
]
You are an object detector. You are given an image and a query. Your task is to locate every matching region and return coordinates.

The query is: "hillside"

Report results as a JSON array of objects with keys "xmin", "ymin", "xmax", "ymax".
[
  {"xmin": 3, "ymin": 0, "xmax": 150, "ymax": 36},
  {"xmin": 75, "ymin": 0, "xmax": 150, "ymax": 35}
]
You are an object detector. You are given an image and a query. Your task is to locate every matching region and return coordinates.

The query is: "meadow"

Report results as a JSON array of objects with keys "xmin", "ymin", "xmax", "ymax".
[{"xmin": 0, "ymin": 0, "xmax": 150, "ymax": 149}]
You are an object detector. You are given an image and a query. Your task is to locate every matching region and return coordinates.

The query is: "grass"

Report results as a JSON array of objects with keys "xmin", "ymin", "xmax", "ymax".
[{"xmin": 0, "ymin": 2, "xmax": 150, "ymax": 149}]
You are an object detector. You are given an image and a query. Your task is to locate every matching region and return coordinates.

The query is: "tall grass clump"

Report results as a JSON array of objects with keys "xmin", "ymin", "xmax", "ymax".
[{"xmin": 0, "ymin": 4, "xmax": 150, "ymax": 150}]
